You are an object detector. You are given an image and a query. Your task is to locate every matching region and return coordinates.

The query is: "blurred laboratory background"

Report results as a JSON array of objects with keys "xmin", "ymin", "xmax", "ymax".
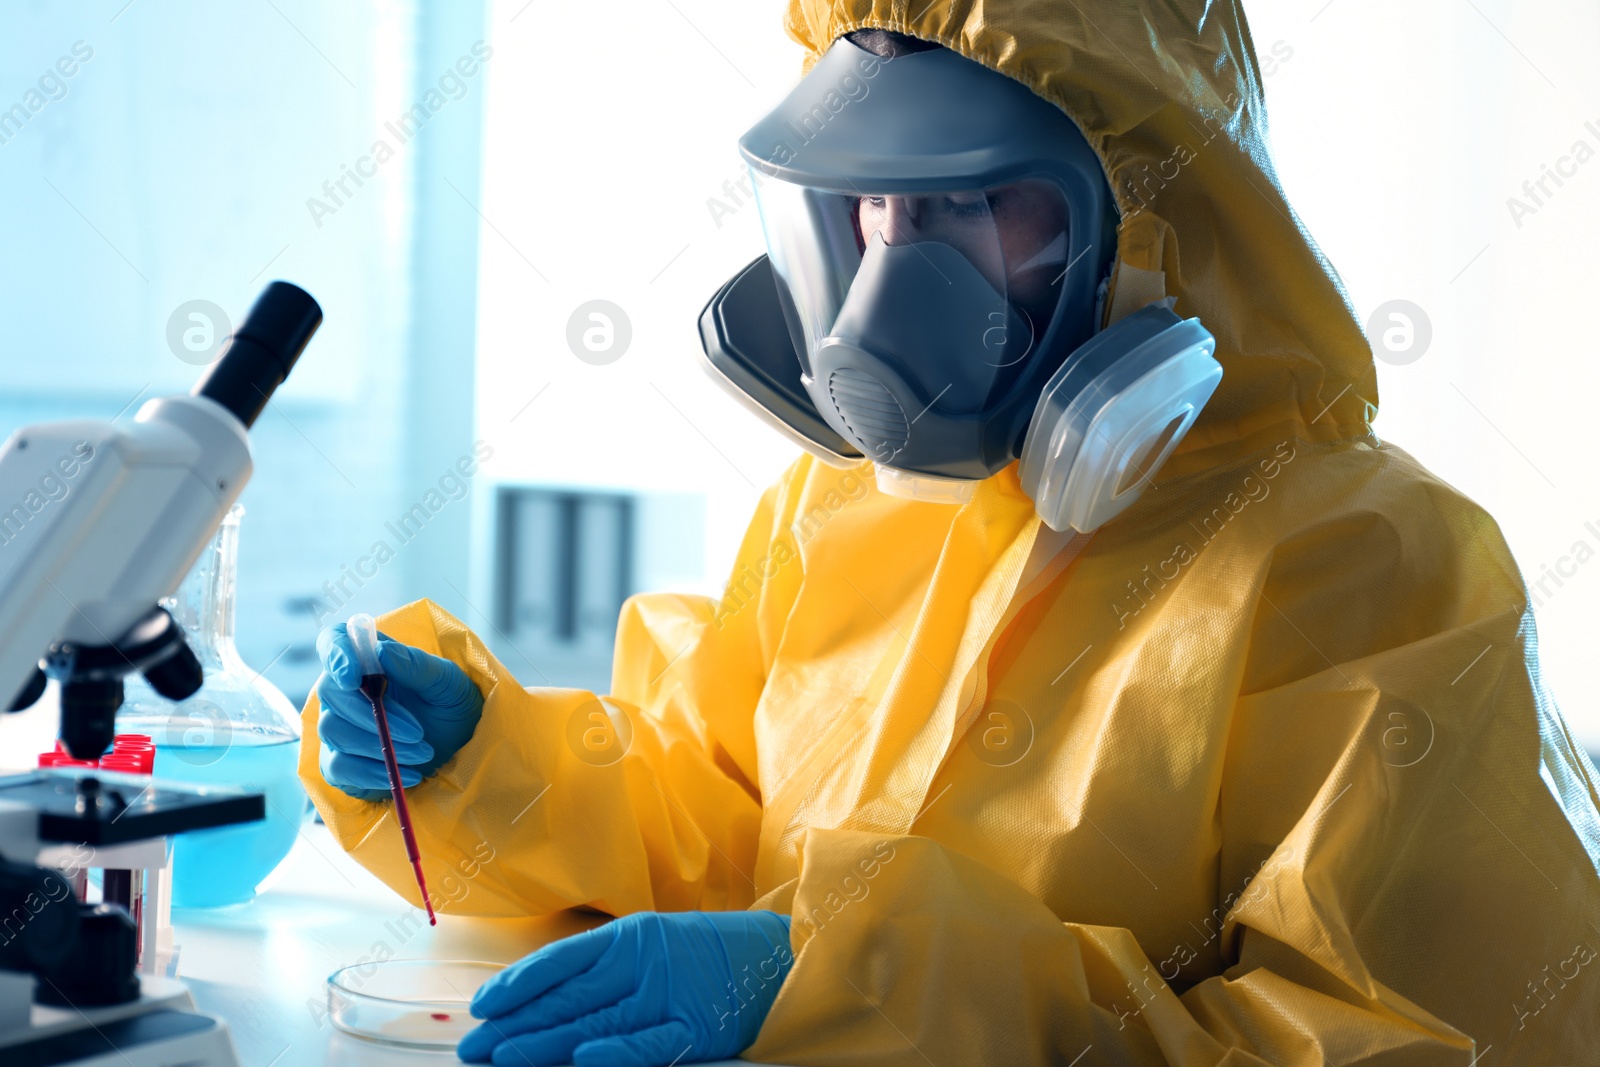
[{"xmin": 2, "ymin": 0, "xmax": 1597, "ymax": 753}]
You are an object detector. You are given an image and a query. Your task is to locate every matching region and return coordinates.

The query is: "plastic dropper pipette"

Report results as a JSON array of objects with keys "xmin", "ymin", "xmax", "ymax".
[{"xmin": 347, "ymin": 613, "xmax": 437, "ymax": 926}]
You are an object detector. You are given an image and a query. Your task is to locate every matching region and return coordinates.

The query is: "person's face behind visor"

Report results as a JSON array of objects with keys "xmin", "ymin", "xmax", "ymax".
[{"xmin": 853, "ymin": 179, "xmax": 1070, "ymax": 342}]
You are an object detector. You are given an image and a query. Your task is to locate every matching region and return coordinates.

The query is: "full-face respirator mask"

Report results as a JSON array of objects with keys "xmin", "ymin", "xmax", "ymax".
[{"xmin": 698, "ymin": 32, "xmax": 1222, "ymax": 533}]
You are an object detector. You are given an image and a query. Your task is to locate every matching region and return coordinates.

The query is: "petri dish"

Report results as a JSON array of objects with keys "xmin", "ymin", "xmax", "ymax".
[{"xmin": 327, "ymin": 959, "xmax": 503, "ymax": 1049}]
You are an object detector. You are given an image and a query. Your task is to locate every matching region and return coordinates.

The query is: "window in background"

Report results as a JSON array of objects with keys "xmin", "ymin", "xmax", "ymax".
[{"xmin": 493, "ymin": 487, "xmax": 704, "ymax": 693}]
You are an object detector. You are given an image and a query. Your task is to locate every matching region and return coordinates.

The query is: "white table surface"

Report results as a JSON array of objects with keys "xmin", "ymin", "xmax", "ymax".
[{"xmin": 171, "ymin": 820, "xmax": 767, "ymax": 1067}]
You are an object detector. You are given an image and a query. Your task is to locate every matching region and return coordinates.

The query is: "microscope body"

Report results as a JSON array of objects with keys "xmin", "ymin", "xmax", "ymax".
[
  {"xmin": 0, "ymin": 281, "xmax": 321, "ymax": 1065},
  {"xmin": 0, "ymin": 397, "xmax": 252, "ymax": 758}
]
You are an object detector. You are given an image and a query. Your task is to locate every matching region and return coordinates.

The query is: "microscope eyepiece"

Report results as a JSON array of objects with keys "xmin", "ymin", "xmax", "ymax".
[{"xmin": 191, "ymin": 281, "xmax": 322, "ymax": 429}]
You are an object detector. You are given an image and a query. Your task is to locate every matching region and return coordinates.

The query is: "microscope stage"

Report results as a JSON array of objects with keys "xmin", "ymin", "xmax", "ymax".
[{"xmin": 0, "ymin": 771, "xmax": 264, "ymax": 845}]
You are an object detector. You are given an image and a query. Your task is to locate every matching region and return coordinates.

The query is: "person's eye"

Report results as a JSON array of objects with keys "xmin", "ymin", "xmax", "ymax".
[{"xmin": 941, "ymin": 193, "xmax": 992, "ymax": 218}]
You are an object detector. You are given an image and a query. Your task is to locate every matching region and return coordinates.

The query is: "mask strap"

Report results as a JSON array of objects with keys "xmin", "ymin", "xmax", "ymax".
[
  {"xmin": 1104, "ymin": 259, "xmax": 1169, "ymax": 326},
  {"xmin": 1103, "ymin": 208, "xmax": 1173, "ymax": 326}
]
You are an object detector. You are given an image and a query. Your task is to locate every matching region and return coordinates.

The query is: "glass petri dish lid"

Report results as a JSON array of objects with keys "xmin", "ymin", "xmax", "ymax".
[{"xmin": 327, "ymin": 959, "xmax": 504, "ymax": 1049}]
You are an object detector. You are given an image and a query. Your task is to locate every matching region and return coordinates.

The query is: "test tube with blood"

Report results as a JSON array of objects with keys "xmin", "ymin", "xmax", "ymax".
[
  {"xmin": 98, "ymin": 753, "xmax": 148, "ymax": 944},
  {"xmin": 346, "ymin": 614, "xmax": 437, "ymax": 925}
]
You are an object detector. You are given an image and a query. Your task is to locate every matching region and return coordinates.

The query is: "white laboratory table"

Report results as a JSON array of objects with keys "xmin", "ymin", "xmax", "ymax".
[{"xmin": 172, "ymin": 821, "xmax": 770, "ymax": 1067}]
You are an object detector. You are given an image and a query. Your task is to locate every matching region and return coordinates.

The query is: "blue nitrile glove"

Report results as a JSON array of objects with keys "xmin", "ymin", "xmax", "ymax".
[
  {"xmin": 314, "ymin": 622, "xmax": 484, "ymax": 800},
  {"xmin": 458, "ymin": 910, "xmax": 794, "ymax": 1067}
]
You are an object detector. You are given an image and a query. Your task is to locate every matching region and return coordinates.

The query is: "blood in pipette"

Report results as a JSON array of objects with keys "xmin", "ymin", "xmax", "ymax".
[{"xmin": 359, "ymin": 674, "xmax": 438, "ymax": 926}]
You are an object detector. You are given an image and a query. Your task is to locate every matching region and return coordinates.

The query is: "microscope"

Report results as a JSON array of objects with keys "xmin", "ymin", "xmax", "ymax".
[{"xmin": 0, "ymin": 282, "xmax": 321, "ymax": 1066}]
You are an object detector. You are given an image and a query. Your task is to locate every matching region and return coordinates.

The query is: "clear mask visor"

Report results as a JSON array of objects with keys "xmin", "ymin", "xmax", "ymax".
[{"xmin": 752, "ymin": 169, "xmax": 1074, "ymax": 413}]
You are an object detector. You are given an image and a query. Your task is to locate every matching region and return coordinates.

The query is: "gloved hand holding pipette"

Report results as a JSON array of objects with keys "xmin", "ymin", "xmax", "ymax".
[
  {"xmin": 344, "ymin": 613, "xmax": 443, "ymax": 924},
  {"xmin": 314, "ymin": 619, "xmax": 484, "ymax": 800}
]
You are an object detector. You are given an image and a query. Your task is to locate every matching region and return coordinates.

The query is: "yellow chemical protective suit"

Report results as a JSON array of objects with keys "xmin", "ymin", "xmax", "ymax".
[{"xmin": 301, "ymin": 1, "xmax": 1600, "ymax": 1062}]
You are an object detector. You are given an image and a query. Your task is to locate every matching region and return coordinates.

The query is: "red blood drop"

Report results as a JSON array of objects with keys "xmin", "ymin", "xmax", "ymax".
[{"xmin": 430, "ymin": 1013, "xmax": 451, "ymax": 1021}]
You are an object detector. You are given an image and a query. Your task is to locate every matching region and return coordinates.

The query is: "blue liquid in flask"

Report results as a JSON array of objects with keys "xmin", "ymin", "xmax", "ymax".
[{"xmin": 155, "ymin": 738, "xmax": 305, "ymax": 907}]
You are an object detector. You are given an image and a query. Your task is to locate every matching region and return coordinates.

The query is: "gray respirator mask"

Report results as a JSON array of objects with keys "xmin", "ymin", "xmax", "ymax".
[{"xmin": 698, "ymin": 34, "xmax": 1222, "ymax": 532}]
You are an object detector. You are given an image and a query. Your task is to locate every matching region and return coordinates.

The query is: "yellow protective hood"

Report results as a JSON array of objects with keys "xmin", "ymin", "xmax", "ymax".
[{"xmin": 784, "ymin": 0, "xmax": 1379, "ymax": 474}]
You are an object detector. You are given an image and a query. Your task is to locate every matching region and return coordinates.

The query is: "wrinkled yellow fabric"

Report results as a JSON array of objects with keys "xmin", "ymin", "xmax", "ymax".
[{"xmin": 301, "ymin": 0, "xmax": 1600, "ymax": 1062}]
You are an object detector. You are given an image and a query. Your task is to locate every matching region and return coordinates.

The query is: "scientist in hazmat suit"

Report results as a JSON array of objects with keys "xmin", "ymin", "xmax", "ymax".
[{"xmin": 302, "ymin": 3, "xmax": 1600, "ymax": 1065}]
